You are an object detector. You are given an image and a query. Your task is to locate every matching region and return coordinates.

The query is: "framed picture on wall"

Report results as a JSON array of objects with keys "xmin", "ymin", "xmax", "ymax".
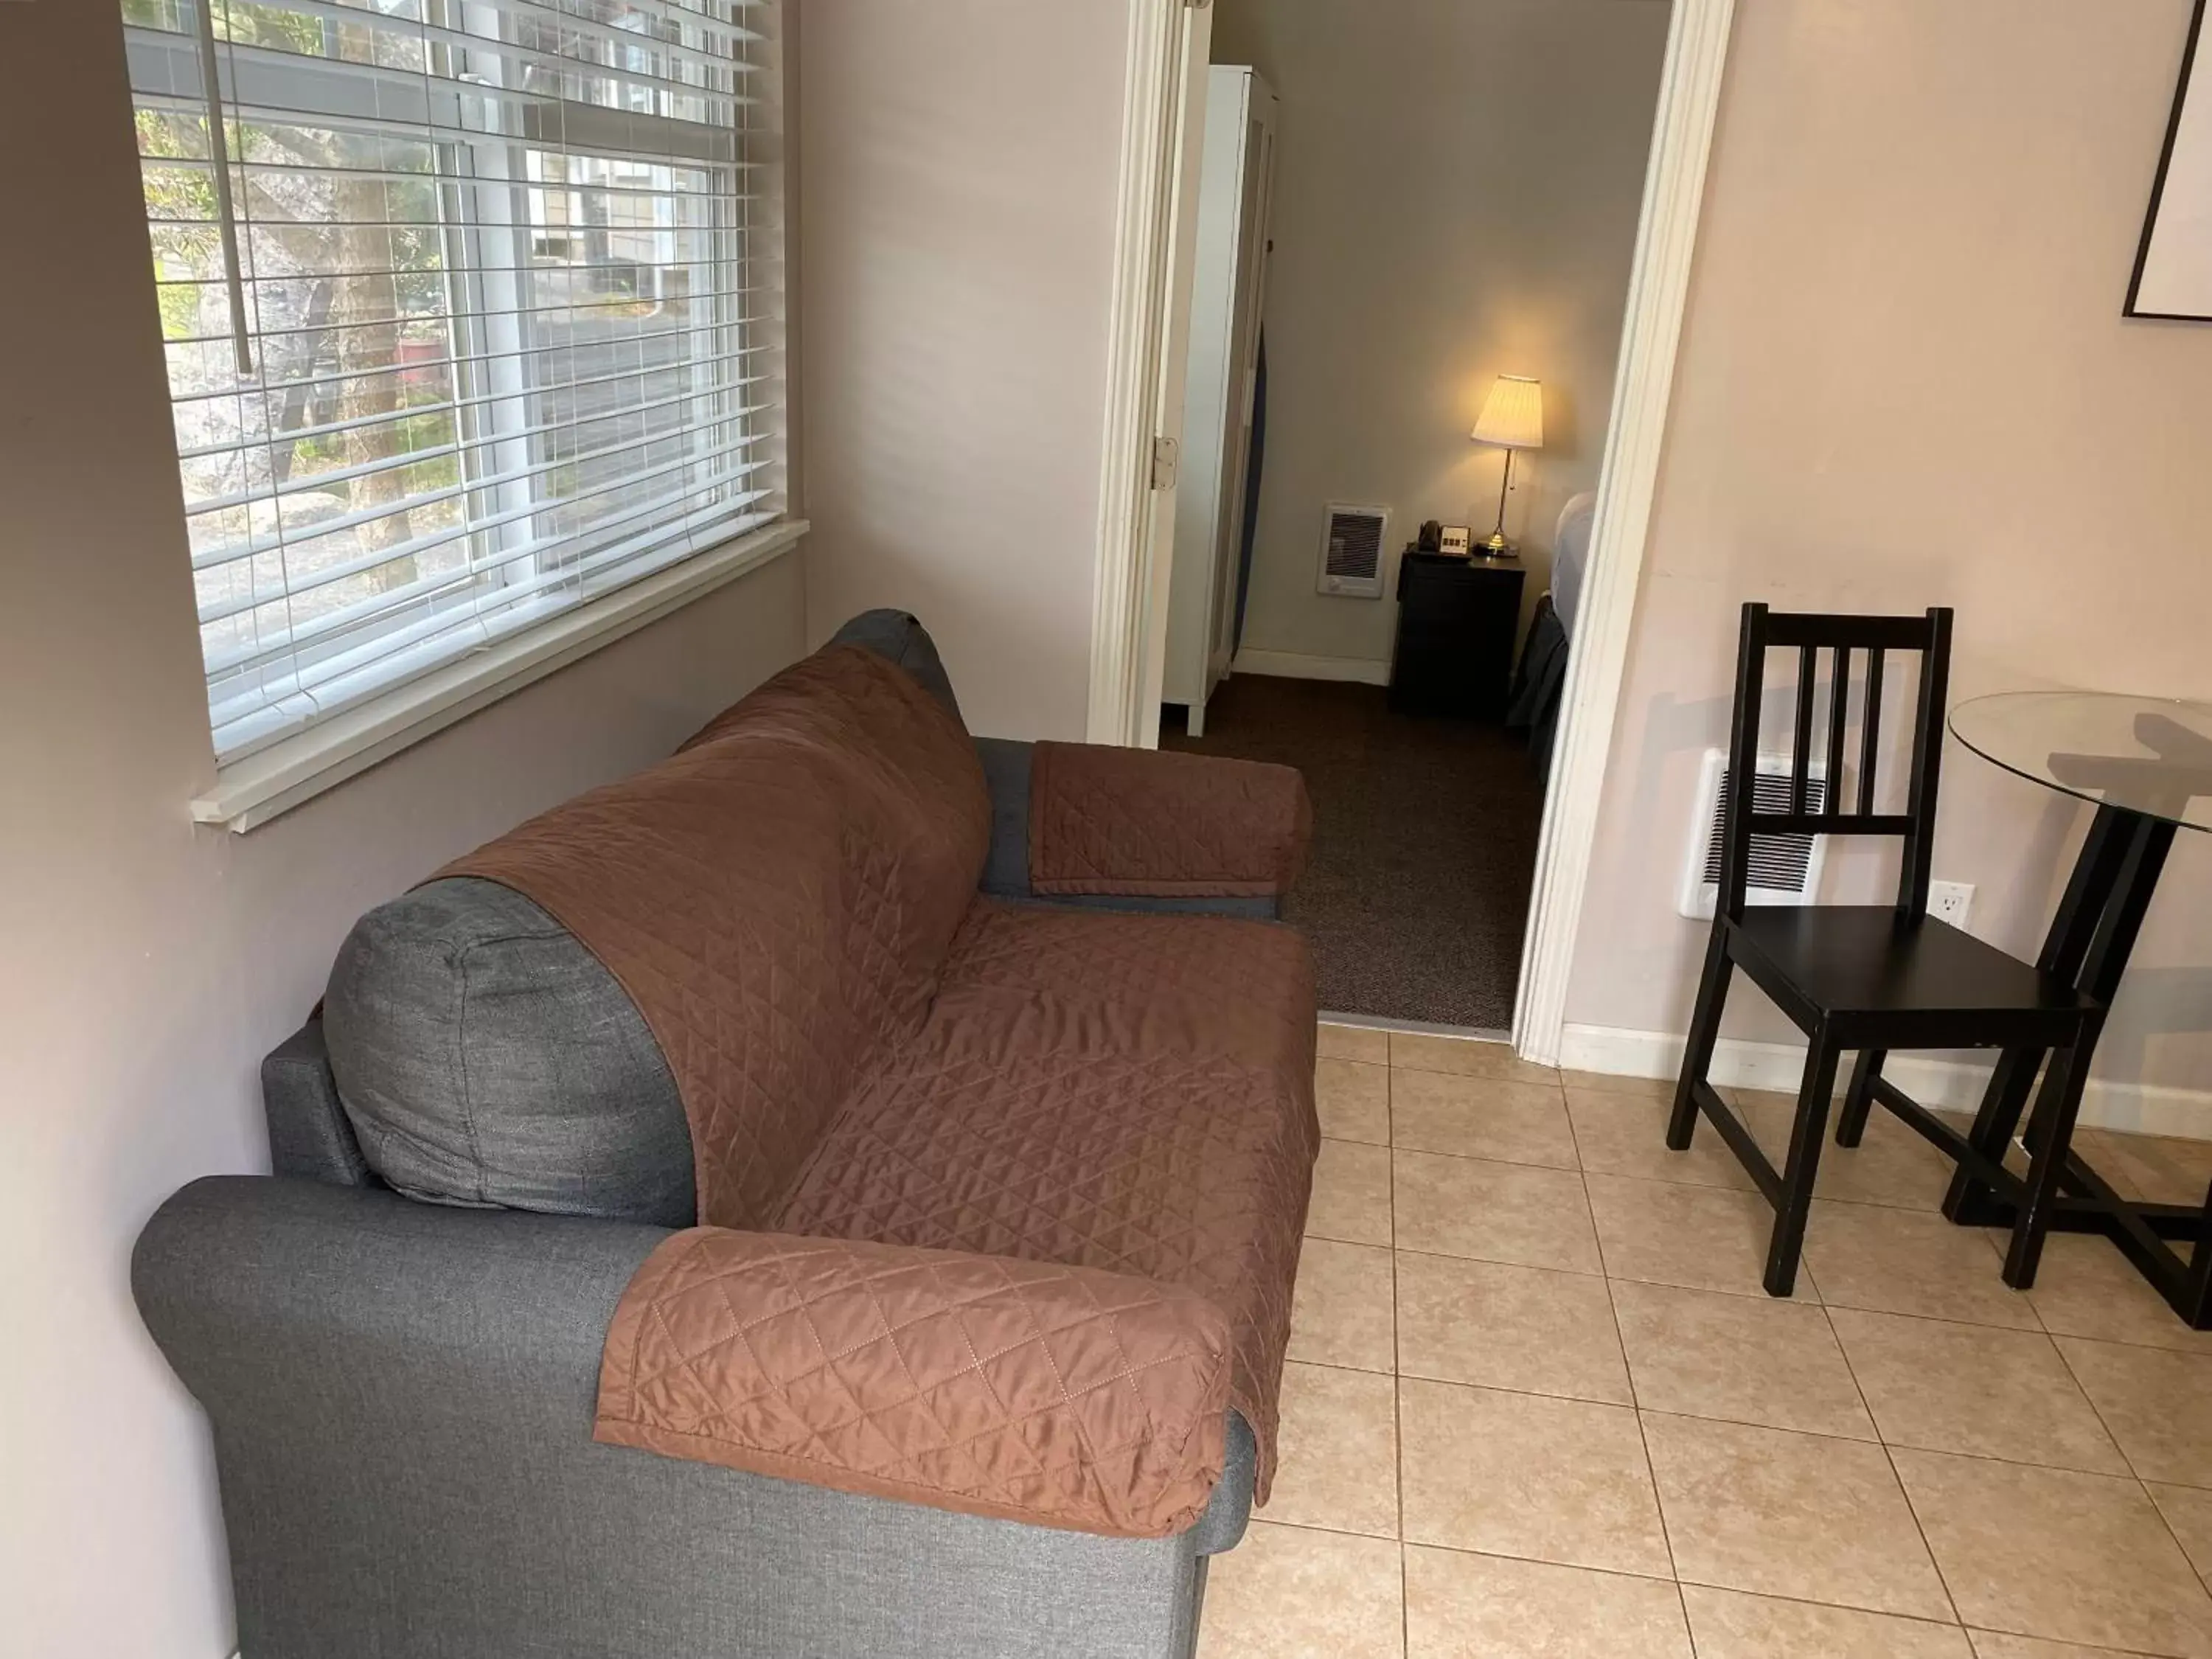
[{"xmin": 2128, "ymin": 0, "xmax": 2212, "ymax": 319}]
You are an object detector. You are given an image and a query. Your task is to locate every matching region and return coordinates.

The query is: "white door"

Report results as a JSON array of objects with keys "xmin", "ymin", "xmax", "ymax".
[
  {"xmin": 1161, "ymin": 67, "xmax": 1276, "ymax": 737},
  {"xmin": 1204, "ymin": 94, "xmax": 1276, "ymax": 690},
  {"xmin": 1132, "ymin": 7, "xmax": 1216, "ymax": 750}
]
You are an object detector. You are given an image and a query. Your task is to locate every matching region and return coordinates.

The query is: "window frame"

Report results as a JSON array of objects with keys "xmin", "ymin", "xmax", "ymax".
[
  {"xmin": 188, "ymin": 514, "xmax": 805, "ymax": 832},
  {"xmin": 121, "ymin": 1, "xmax": 796, "ymax": 831}
]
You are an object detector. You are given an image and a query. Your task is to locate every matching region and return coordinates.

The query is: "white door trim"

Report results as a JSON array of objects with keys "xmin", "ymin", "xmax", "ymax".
[
  {"xmin": 1091, "ymin": 0, "xmax": 1739, "ymax": 1057},
  {"xmin": 1088, "ymin": 0, "xmax": 1206, "ymax": 747},
  {"xmin": 1512, "ymin": 0, "xmax": 1739, "ymax": 1062}
]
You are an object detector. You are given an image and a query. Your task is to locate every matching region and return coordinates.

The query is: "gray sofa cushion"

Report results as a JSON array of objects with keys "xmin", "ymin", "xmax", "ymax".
[
  {"xmin": 264, "ymin": 1020, "xmax": 375, "ymax": 1189},
  {"xmin": 829, "ymin": 608, "xmax": 965, "ymax": 728},
  {"xmin": 975, "ymin": 735, "xmax": 1035, "ymax": 897},
  {"xmin": 318, "ymin": 617, "xmax": 948, "ymax": 1224},
  {"xmin": 323, "ymin": 877, "xmax": 694, "ymax": 1225}
]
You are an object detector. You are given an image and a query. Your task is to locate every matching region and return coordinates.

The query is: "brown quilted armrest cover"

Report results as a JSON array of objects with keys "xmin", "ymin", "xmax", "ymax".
[
  {"xmin": 596, "ymin": 1229, "xmax": 1235, "ymax": 1537},
  {"xmin": 1027, "ymin": 742, "xmax": 1312, "ymax": 897}
]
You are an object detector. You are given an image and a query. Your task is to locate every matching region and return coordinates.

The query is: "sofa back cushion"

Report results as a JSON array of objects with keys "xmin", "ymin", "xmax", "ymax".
[
  {"xmin": 324, "ymin": 878, "xmax": 694, "ymax": 1222},
  {"xmin": 328, "ymin": 644, "xmax": 990, "ymax": 1228},
  {"xmin": 824, "ymin": 608, "xmax": 964, "ymax": 728}
]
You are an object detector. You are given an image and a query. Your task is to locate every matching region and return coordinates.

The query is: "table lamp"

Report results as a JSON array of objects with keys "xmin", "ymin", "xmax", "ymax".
[{"xmin": 1472, "ymin": 375, "xmax": 1544, "ymax": 555}]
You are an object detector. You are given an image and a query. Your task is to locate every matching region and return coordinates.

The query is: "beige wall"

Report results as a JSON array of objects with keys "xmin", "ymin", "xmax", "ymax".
[
  {"xmin": 1210, "ymin": 0, "xmax": 1670, "ymax": 668},
  {"xmin": 1568, "ymin": 0, "xmax": 2212, "ymax": 1095},
  {"xmin": 0, "ymin": 7, "xmax": 806, "ymax": 1653},
  {"xmin": 795, "ymin": 3, "xmax": 1132, "ymax": 741}
]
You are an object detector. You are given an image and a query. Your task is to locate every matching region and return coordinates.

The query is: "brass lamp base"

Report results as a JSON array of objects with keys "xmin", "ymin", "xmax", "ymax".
[{"xmin": 1481, "ymin": 445, "xmax": 1524, "ymax": 559}]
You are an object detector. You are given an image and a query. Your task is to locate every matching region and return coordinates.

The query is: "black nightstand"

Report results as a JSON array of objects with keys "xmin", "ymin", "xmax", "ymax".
[{"xmin": 1388, "ymin": 552, "xmax": 1526, "ymax": 720}]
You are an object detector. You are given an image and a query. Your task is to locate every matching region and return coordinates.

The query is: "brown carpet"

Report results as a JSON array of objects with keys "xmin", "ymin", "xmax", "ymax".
[{"xmin": 1163, "ymin": 675, "xmax": 1543, "ymax": 1031}]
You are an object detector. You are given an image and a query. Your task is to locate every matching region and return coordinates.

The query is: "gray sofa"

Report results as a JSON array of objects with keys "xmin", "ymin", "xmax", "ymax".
[{"xmin": 133, "ymin": 613, "xmax": 1294, "ymax": 1659}]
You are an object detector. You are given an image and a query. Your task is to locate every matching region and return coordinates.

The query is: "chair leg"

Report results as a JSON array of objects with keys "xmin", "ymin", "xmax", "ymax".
[
  {"xmin": 1836, "ymin": 1048, "xmax": 1885, "ymax": 1147},
  {"xmin": 1669, "ymin": 930, "xmax": 1733, "ymax": 1152},
  {"xmin": 1942, "ymin": 1046, "xmax": 2045, "ymax": 1225},
  {"xmin": 2003, "ymin": 1037, "xmax": 2095, "ymax": 1291},
  {"xmin": 1764, "ymin": 1032, "xmax": 1843, "ymax": 1299}
]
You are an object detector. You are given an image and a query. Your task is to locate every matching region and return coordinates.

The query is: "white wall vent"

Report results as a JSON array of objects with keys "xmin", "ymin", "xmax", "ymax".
[
  {"xmin": 1677, "ymin": 748, "xmax": 1832, "ymax": 921},
  {"xmin": 1317, "ymin": 502, "xmax": 1388, "ymax": 598}
]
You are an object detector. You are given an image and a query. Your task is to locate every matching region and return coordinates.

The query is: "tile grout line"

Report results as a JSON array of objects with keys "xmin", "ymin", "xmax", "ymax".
[
  {"xmin": 1315, "ymin": 1150, "xmax": 2212, "ymax": 1360},
  {"xmin": 1313, "ymin": 1034, "xmax": 2212, "ymax": 1650},
  {"xmin": 1574, "ymin": 1093, "xmax": 1703, "ymax": 1653},
  {"xmin": 1820, "ymin": 1298, "xmax": 1968, "ymax": 1630},
  {"xmin": 1562, "ymin": 1084, "xmax": 1700, "ymax": 1646},
  {"xmin": 1349, "ymin": 1357, "xmax": 2186, "ymax": 1481},
  {"xmin": 1374, "ymin": 1049, "xmax": 2205, "ymax": 1178},
  {"xmin": 1261, "ymin": 1525, "xmax": 1687, "ymax": 1588},
  {"xmin": 1252, "ymin": 1512, "xmax": 2160, "ymax": 1642},
  {"xmin": 1352, "ymin": 1358, "xmax": 2205, "ymax": 1485},
  {"xmin": 1378, "ymin": 1108, "xmax": 1958, "ymax": 1210},
  {"xmin": 1245, "ymin": 1514, "xmax": 1408, "ymax": 1548},
  {"xmin": 1315, "ymin": 1242, "xmax": 2194, "ymax": 1357},
  {"xmin": 1387, "ymin": 1060, "xmax": 1410, "ymax": 1659},
  {"xmin": 2048, "ymin": 1333, "xmax": 2212, "ymax": 1609},
  {"xmin": 1298, "ymin": 1039, "xmax": 2212, "ymax": 1638},
  {"xmin": 1397, "ymin": 1062, "xmax": 2209, "ymax": 1287},
  {"xmin": 1969, "ymin": 1220, "xmax": 2212, "ymax": 1359}
]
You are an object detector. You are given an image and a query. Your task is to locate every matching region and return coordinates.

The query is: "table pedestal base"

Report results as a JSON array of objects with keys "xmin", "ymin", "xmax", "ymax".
[{"xmin": 1935, "ymin": 802, "xmax": 2212, "ymax": 1328}]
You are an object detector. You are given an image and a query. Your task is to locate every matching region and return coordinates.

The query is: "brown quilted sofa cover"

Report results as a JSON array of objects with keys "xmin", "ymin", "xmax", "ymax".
[
  {"xmin": 596, "ymin": 1231, "xmax": 1236, "ymax": 1535},
  {"xmin": 445, "ymin": 646, "xmax": 1318, "ymax": 1538},
  {"xmin": 1029, "ymin": 740, "xmax": 1312, "ymax": 897},
  {"xmin": 445, "ymin": 645, "xmax": 990, "ymax": 1227}
]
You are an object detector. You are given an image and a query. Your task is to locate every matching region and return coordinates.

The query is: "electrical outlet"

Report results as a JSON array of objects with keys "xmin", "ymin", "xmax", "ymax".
[{"xmin": 1929, "ymin": 880, "xmax": 1975, "ymax": 930}]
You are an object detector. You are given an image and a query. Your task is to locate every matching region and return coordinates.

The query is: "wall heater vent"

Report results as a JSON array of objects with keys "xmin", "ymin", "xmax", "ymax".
[
  {"xmin": 1317, "ymin": 502, "xmax": 1388, "ymax": 599},
  {"xmin": 1677, "ymin": 748, "xmax": 1832, "ymax": 921}
]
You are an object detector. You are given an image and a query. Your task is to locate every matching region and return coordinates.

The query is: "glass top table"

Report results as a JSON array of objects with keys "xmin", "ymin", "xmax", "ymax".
[
  {"xmin": 1943, "ymin": 690, "xmax": 2212, "ymax": 1326},
  {"xmin": 1951, "ymin": 692, "xmax": 2212, "ymax": 835}
]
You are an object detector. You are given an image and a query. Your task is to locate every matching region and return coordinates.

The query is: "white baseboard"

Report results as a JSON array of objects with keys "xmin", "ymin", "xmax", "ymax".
[
  {"xmin": 1559, "ymin": 1023, "xmax": 2212, "ymax": 1141},
  {"xmin": 1231, "ymin": 648, "xmax": 1391, "ymax": 687},
  {"xmin": 1321, "ymin": 1012, "xmax": 1512, "ymax": 1042}
]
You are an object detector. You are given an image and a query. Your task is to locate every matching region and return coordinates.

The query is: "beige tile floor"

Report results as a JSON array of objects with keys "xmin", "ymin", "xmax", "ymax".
[{"xmin": 1198, "ymin": 1024, "xmax": 2212, "ymax": 1659}]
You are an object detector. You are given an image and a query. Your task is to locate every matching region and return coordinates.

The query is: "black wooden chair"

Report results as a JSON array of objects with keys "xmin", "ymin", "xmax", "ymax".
[{"xmin": 1667, "ymin": 605, "xmax": 2106, "ymax": 1297}]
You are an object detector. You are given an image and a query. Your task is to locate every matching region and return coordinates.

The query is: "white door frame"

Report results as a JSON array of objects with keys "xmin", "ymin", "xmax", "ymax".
[
  {"xmin": 1088, "ymin": 0, "xmax": 1211, "ymax": 747},
  {"xmin": 1088, "ymin": 0, "xmax": 1739, "ymax": 1062}
]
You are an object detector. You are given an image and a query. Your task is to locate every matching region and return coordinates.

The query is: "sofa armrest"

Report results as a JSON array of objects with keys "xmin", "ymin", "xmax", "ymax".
[
  {"xmin": 597, "ymin": 1228, "xmax": 1234, "ymax": 1538},
  {"xmin": 1026, "ymin": 741, "xmax": 1312, "ymax": 899},
  {"xmin": 134, "ymin": 1175, "xmax": 670, "ymax": 1399},
  {"xmin": 132, "ymin": 1178, "xmax": 1237, "ymax": 1658},
  {"xmin": 973, "ymin": 738, "xmax": 1308, "ymax": 915}
]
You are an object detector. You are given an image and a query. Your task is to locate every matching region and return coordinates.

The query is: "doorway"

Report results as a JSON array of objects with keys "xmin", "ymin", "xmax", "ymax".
[
  {"xmin": 1168, "ymin": 675, "xmax": 1544, "ymax": 1029},
  {"xmin": 1093, "ymin": 0, "xmax": 1736, "ymax": 1058}
]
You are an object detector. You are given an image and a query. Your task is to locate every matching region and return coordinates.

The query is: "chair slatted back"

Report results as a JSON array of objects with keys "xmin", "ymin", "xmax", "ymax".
[{"xmin": 1719, "ymin": 604, "xmax": 1954, "ymax": 919}]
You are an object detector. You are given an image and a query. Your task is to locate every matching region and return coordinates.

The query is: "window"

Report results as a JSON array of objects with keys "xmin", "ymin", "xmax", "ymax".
[{"xmin": 123, "ymin": 0, "xmax": 785, "ymax": 762}]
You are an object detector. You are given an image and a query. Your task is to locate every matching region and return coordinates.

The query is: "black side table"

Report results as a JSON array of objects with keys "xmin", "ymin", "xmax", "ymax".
[{"xmin": 1388, "ymin": 551, "xmax": 1525, "ymax": 720}]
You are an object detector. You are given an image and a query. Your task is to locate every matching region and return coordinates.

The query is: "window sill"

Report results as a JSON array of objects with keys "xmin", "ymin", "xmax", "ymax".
[{"xmin": 192, "ymin": 518, "xmax": 808, "ymax": 833}]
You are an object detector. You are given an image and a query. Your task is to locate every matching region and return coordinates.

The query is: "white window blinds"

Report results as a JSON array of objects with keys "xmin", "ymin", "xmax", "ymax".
[{"xmin": 122, "ymin": 0, "xmax": 785, "ymax": 760}]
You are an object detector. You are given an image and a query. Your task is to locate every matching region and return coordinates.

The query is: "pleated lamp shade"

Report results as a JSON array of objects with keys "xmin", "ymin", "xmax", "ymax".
[{"xmin": 1472, "ymin": 375, "xmax": 1545, "ymax": 450}]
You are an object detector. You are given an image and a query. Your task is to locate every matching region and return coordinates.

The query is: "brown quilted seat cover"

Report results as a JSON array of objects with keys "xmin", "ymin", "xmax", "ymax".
[
  {"xmin": 771, "ymin": 900, "xmax": 1320, "ymax": 1502},
  {"xmin": 595, "ymin": 1229, "xmax": 1234, "ymax": 1535},
  {"xmin": 444, "ymin": 645, "xmax": 990, "ymax": 1226},
  {"xmin": 442, "ymin": 643, "xmax": 1318, "ymax": 1534},
  {"xmin": 1029, "ymin": 740, "xmax": 1312, "ymax": 897}
]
